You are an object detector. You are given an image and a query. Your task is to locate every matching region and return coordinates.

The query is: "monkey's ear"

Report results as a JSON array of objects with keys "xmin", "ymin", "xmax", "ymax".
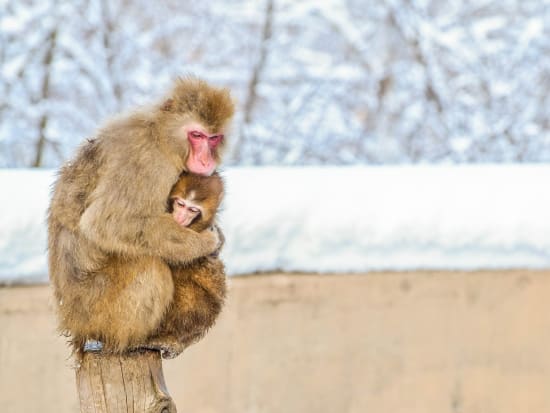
[{"xmin": 161, "ymin": 98, "xmax": 174, "ymax": 112}]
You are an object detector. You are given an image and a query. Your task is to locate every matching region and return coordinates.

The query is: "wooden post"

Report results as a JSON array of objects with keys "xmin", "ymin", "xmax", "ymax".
[{"xmin": 76, "ymin": 350, "xmax": 177, "ymax": 413}]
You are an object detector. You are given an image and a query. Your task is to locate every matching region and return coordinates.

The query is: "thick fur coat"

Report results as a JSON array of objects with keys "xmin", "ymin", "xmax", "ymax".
[{"xmin": 48, "ymin": 78, "xmax": 234, "ymax": 354}]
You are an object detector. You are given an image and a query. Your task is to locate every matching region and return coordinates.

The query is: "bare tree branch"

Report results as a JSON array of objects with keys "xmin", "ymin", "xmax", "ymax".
[
  {"xmin": 233, "ymin": 0, "xmax": 274, "ymax": 163},
  {"xmin": 32, "ymin": 29, "xmax": 57, "ymax": 168}
]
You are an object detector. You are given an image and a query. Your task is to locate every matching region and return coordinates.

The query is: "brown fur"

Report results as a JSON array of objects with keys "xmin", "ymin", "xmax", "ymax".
[
  {"xmin": 151, "ymin": 172, "xmax": 227, "ymax": 355},
  {"xmin": 48, "ymin": 77, "xmax": 234, "ymax": 354}
]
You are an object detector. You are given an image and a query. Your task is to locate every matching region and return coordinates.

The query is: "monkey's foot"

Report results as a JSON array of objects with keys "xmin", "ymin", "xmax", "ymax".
[{"xmin": 140, "ymin": 336, "xmax": 185, "ymax": 359}]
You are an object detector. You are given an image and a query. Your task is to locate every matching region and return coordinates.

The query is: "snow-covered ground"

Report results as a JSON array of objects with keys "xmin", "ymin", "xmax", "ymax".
[{"xmin": 1, "ymin": 165, "xmax": 549, "ymax": 284}]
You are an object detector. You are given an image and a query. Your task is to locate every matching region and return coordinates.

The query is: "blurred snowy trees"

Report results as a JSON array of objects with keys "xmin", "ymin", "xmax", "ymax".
[{"xmin": 1, "ymin": 0, "xmax": 548, "ymax": 167}]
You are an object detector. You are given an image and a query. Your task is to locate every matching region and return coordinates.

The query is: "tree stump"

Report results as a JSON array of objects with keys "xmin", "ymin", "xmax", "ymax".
[{"xmin": 76, "ymin": 350, "xmax": 177, "ymax": 413}]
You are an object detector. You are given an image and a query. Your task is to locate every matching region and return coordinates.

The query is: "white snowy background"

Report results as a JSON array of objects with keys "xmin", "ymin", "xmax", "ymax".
[
  {"xmin": 1, "ymin": 165, "xmax": 549, "ymax": 284},
  {"xmin": 1, "ymin": 0, "xmax": 548, "ymax": 167},
  {"xmin": 1, "ymin": 0, "xmax": 549, "ymax": 283}
]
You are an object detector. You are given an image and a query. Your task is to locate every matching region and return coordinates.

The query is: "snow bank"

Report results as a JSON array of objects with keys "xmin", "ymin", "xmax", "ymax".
[
  {"xmin": 0, "ymin": 169, "xmax": 55, "ymax": 284},
  {"xmin": 1, "ymin": 165, "xmax": 549, "ymax": 284}
]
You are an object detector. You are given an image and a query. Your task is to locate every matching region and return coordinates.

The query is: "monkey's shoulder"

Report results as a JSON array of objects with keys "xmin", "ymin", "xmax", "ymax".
[{"xmin": 98, "ymin": 110, "xmax": 156, "ymax": 144}]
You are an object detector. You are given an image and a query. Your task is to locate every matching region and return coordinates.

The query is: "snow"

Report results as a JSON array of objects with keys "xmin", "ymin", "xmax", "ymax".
[
  {"xmin": 0, "ymin": 169, "xmax": 54, "ymax": 283},
  {"xmin": 0, "ymin": 165, "xmax": 549, "ymax": 284}
]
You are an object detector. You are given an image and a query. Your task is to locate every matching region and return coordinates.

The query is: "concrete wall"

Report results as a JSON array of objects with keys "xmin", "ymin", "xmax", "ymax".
[{"xmin": 1, "ymin": 270, "xmax": 549, "ymax": 413}]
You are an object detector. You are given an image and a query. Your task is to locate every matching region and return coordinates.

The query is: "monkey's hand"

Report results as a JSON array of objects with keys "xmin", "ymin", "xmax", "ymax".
[
  {"xmin": 209, "ymin": 225, "xmax": 225, "ymax": 258},
  {"xmin": 150, "ymin": 217, "xmax": 221, "ymax": 264}
]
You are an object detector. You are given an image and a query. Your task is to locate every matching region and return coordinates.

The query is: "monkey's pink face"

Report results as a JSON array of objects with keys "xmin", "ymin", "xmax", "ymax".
[
  {"xmin": 172, "ymin": 197, "xmax": 202, "ymax": 227},
  {"xmin": 184, "ymin": 123, "xmax": 224, "ymax": 176}
]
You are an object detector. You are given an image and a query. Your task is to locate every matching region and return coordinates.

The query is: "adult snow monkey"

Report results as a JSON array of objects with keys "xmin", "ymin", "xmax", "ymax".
[{"xmin": 48, "ymin": 77, "xmax": 234, "ymax": 356}]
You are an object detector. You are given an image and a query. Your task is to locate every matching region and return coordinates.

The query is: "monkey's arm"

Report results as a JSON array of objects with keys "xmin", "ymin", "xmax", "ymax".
[{"xmin": 79, "ymin": 193, "xmax": 220, "ymax": 265}]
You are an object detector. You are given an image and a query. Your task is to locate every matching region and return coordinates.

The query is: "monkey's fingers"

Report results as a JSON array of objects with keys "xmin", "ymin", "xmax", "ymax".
[
  {"xmin": 209, "ymin": 224, "xmax": 225, "ymax": 256},
  {"xmin": 140, "ymin": 336, "xmax": 185, "ymax": 359}
]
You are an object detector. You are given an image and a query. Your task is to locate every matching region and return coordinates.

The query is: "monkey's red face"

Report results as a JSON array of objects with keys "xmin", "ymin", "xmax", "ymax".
[
  {"xmin": 184, "ymin": 123, "xmax": 224, "ymax": 176},
  {"xmin": 172, "ymin": 197, "xmax": 202, "ymax": 227}
]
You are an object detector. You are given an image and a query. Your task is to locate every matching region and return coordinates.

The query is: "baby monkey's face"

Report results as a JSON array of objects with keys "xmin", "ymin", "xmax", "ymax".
[
  {"xmin": 172, "ymin": 196, "xmax": 202, "ymax": 228},
  {"xmin": 168, "ymin": 173, "xmax": 224, "ymax": 232}
]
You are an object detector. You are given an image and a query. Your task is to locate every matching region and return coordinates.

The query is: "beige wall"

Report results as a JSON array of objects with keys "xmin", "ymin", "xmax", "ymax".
[{"xmin": 1, "ymin": 270, "xmax": 549, "ymax": 413}]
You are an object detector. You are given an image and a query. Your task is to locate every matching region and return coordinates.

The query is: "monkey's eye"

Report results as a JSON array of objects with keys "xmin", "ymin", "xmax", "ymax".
[
  {"xmin": 189, "ymin": 131, "xmax": 206, "ymax": 140},
  {"xmin": 208, "ymin": 135, "xmax": 223, "ymax": 145},
  {"xmin": 176, "ymin": 200, "xmax": 185, "ymax": 208},
  {"xmin": 189, "ymin": 207, "xmax": 200, "ymax": 214}
]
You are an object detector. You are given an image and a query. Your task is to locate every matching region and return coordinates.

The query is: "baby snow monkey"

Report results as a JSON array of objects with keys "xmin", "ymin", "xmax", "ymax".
[{"xmin": 148, "ymin": 172, "xmax": 227, "ymax": 358}]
